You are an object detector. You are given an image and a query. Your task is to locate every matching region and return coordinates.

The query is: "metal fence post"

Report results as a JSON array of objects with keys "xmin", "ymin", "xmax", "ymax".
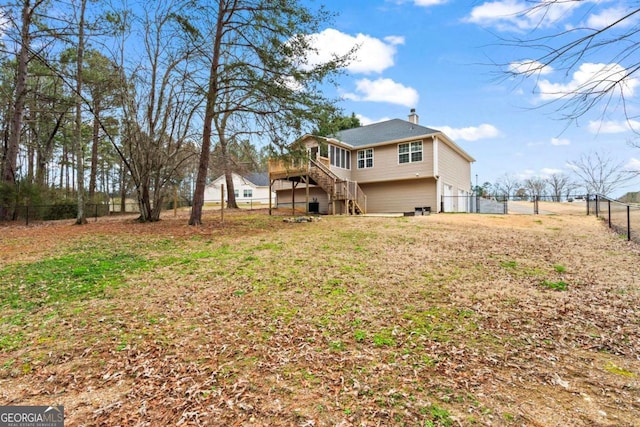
[
  {"xmin": 586, "ymin": 194, "xmax": 590, "ymax": 215},
  {"xmin": 595, "ymin": 195, "xmax": 599, "ymax": 217},
  {"xmin": 608, "ymin": 199, "xmax": 611, "ymax": 228},
  {"xmin": 628, "ymin": 205, "xmax": 632, "ymax": 241}
]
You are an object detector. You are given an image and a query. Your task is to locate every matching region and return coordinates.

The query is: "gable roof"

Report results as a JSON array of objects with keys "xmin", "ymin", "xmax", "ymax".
[
  {"xmin": 210, "ymin": 172, "xmax": 270, "ymax": 188},
  {"xmin": 334, "ymin": 119, "xmax": 440, "ymax": 147},
  {"xmin": 244, "ymin": 172, "xmax": 269, "ymax": 187},
  {"xmin": 326, "ymin": 118, "xmax": 474, "ymax": 163}
]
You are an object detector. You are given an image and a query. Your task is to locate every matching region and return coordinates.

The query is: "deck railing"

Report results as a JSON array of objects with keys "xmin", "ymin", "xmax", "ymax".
[
  {"xmin": 269, "ymin": 156, "xmax": 331, "ymax": 177},
  {"xmin": 270, "ymin": 156, "xmax": 366, "ymax": 214},
  {"xmin": 268, "ymin": 158, "xmax": 308, "ymax": 176}
]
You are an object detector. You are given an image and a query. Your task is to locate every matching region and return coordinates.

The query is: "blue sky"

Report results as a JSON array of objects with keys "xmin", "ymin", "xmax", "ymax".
[{"xmin": 305, "ymin": 0, "xmax": 640, "ymax": 196}]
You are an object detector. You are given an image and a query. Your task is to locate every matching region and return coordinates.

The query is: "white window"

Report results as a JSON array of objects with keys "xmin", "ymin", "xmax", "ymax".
[
  {"xmin": 330, "ymin": 145, "xmax": 351, "ymax": 169},
  {"xmin": 243, "ymin": 189, "xmax": 253, "ymax": 198},
  {"xmin": 357, "ymin": 148, "xmax": 374, "ymax": 169},
  {"xmin": 398, "ymin": 141, "xmax": 423, "ymax": 164},
  {"xmin": 234, "ymin": 189, "xmax": 239, "ymax": 198}
]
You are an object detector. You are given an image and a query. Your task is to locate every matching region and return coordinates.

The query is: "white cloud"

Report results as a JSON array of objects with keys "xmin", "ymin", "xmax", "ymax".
[
  {"xmin": 392, "ymin": 0, "xmax": 448, "ymax": 6},
  {"xmin": 0, "ymin": 12, "xmax": 9, "ymax": 38},
  {"xmin": 540, "ymin": 167, "xmax": 563, "ymax": 177},
  {"xmin": 465, "ymin": 0, "xmax": 579, "ymax": 32},
  {"xmin": 279, "ymin": 75, "xmax": 304, "ymax": 92},
  {"xmin": 343, "ymin": 78, "xmax": 419, "ymax": 107},
  {"xmin": 509, "ymin": 60, "xmax": 553, "ymax": 76},
  {"xmin": 588, "ymin": 119, "xmax": 640, "ymax": 134},
  {"xmin": 435, "ymin": 124, "xmax": 500, "ymax": 141},
  {"xmin": 304, "ymin": 28, "xmax": 403, "ymax": 74},
  {"xmin": 627, "ymin": 158, "xmax": 640, "ymax": 171},
  {"xmin": 384, "ymin": 35, "xmax": 405, "ymax": 45},
  {"xmin": 551, "ymin": 137, "xmax": 570, "ymax": 146},
  {"xmin": 356, "ymin": 114, "xmax": 390, "ymax": 126},
  {"xmin": 537, "ymin": 62, "xmax": 640, "ymax": 101},
  {"xmin": 587, "ymin": 6, "xmax": 638, "ymax": 29},
  {"xmin": 516, "ymin": 169, "xmax": 537, "ymax": 180},
  {"xmin": 413, "ymin": 0, "xmax": 449, "ymax": 6}
]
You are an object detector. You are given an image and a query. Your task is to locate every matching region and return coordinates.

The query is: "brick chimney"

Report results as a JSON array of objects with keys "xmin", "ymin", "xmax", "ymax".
[{"xmin": 408, "ymin": 108, "xmax": 419, "ymax": 124}]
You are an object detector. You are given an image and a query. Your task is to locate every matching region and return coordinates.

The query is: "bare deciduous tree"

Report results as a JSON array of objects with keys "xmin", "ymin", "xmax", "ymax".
[
  {"xmin": 545, "ymin": 172, "xmax": 572, "ymax": 201},
  {"xmin": 524, "ymin": 177, "xmax": 547, "ymax": 198},
  {"xmin": 567, "ymin": 151, "xmax": 637, "ymax": 196},
  {"xmin": 118, "ymin": 0, "xmax": 200, "ymax": 222},
  {"xmin": 501, "ymin": 2, "xmax": 640, "ymax": 125},
  {"xmin": 494, "ymin": 173, "xmax": 521, "ymax": 198}
]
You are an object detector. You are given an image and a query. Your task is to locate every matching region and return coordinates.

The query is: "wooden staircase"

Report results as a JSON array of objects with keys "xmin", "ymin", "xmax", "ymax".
[{"xmin": 308, "ymin": 159, "xmax": 366, "ymax": 215}]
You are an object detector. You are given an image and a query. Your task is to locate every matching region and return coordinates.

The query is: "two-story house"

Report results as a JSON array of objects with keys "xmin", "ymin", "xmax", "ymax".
[{"xmin": 268, "ymin": 110, "xmax": 475, "ymax": 214}]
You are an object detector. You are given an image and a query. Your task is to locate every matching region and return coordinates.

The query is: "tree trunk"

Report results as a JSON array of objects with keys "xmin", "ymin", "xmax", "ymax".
[
  {"xmin": 1, "ymin": 0, "xmax": 33, "ymax": 219},
  {"xmin": 75, "ymin": 0, "xmax": 87, "ymax": 224},
  {"xmin": 89, "ymin": 101, "xmax": 100, "ymax": 201},
  {"xmin": 120, "ymin": 158, "xmax": 126, "ymax": 213},
  {"xmin": 137, "ymin": 180, "xmax": 159, "ymax": 222},
  {"xmin": 225, "ymin": 168, "xmax": 237, "ymax": 208},
  {"xmin": 224, "ymin": 144, "xmax": 238, "ymax": 208},
  {"xmin": 60, "ymin": 144, "xmax": 65, "ymax": 189},
  {"xmin": 189, "ymin": 0, "xmax": 226, "ymax": 226},
  {"xmin": 36, "ymin": 110, "xmax": 66, "ymax": 187}
]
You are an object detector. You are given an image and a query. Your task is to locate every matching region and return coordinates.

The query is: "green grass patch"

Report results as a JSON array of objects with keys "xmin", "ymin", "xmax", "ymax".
[
  {"xmin": 0, "ymin": 252, "xmax": 148, "ymax": 311},
  {"xmin": 373, "ymin": 331, "xmax": 396, "ymax": 347},
  {"xmin": 354, "ymin": 329, "xmax": 367, "ymax": 342},
  {"xmin": 540, "ymin": 280, "xmax": 568, "ymax": 291},
  {"xmin": 421, "ymin": 404, "xmax": 454, "ymax": 427},
  {"xmin": 402, "ymin": 306, "xmax": 478, "ymax": 343},
  {"xmin": 0, "ymin": 332, "xmax": 25, "ymax": 351},
  {"xmin": 553, "ymin": 264, "xmax": 567, "ymax": 273}
]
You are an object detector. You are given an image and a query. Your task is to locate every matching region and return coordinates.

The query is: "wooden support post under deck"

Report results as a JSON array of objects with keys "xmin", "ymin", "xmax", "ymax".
[
  {"xmin": 332, "ymin": 179, "xmax": 336, "ymax": 215},
  {"xmin": 292, "ymin": 180, "xmax": 295, "ymax": 216},
  {"xmin": 354, "ymin": 181, "xmax": 357, "ymax": 215},
  {"xmin": 305, "ymin": 175, "xmax": 309, "ymax": 215},
  {"xmin": 220, "ymin": 184, "xmax": 224, "ymax": 223},
  {"xmin": 269, "ymin": 179, "xmax": 273, "ymax": 215}
]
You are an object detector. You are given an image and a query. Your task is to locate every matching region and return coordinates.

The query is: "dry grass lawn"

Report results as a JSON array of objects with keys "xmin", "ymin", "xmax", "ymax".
[{"xmin": 0, "ymin": 207, "xmax": 639, "ymax": 426}]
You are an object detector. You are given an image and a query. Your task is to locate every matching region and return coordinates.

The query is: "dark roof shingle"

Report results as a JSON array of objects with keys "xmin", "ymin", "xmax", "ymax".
[
  {"xmin": 335, "ymin": 119, "xmax": 439, "ymax": 147},
  {"xmin": 244, "ymin": 172, "xmax": 269, "ymax": 187}
]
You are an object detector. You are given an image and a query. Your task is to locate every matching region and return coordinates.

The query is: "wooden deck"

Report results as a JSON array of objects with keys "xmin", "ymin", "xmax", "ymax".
[
  {"xmin": 268, "ymin": 157, "xmax": 330, "ymax": 181},
  {"xmin": 268, "ymin": 157, "xmax": 366, "ymax": 215}
]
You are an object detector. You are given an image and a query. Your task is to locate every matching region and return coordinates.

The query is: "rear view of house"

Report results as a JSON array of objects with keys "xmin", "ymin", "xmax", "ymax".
[{"xmin": 269, "ymin": 110, "xmax": 475, "ymax": 214}]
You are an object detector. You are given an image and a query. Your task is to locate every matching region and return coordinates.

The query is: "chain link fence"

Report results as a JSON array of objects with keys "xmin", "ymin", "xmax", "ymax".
[
  {"xmin": 588, "ymin": 194, "xmax": 639, "ymax": 243},
  {"xmin": 1, "ymin": 197, "xmax": 274, "ymax": 225},
  {"xmin": 441, "ymin": 194, "xmax": 595, "ymax": 215}
]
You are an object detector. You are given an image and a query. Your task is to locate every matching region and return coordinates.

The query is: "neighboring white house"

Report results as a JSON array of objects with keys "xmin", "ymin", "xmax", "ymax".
[{"xmin": 204, "ymin": 172, "xmax": 274, "ymax": 205}]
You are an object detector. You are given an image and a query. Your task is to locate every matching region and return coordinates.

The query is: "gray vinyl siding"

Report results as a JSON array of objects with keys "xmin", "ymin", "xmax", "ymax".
[
  {"xmin": 360, "ymin": 178, "xmax": 437, "ymax": 213},
  {"xmin": 350, "ymin": 139, "xmax": 434, "ymax": 183}
]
